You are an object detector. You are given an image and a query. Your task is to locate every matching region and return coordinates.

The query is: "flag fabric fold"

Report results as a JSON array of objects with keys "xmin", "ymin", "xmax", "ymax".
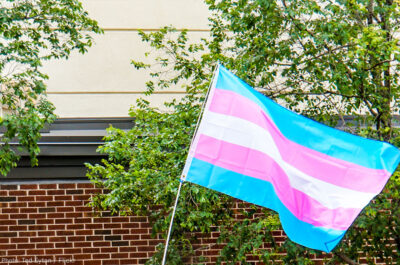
[{"xmin": 182, "ymin": 64, "xmax": 400, "ymax": 252}]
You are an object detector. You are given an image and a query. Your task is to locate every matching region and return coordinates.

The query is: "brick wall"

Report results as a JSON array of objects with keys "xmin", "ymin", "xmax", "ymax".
[
  {"xmin": 0, "ymin": 183, "xmax": 164, "ymax": 265},
  {"xmin": 0, "ymin": 183, "xmax": 375, "ymax": 265}
]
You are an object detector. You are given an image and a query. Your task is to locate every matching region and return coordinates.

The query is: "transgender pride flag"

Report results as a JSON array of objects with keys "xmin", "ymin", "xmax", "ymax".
[{"xmin": 182, "ymin": 64, "xmax": 400, "ymax": 252}]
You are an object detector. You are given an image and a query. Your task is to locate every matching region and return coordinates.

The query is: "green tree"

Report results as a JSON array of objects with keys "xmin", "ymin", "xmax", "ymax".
[
  {"xmin": 0, "ymin": 0, "xmax": 102, "ymax": 175},
  {"xmin": 87, "ymin": 0, "xmax": 400, "ymax": 264}
]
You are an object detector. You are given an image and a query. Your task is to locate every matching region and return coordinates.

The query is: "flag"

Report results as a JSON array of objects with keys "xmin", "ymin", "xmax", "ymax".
[{"xmin": 182, "ymin": 64, "xmax": 400, "ymax": 252}]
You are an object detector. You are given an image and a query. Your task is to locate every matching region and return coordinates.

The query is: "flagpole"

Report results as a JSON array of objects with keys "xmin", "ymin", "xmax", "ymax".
[
  {"xmin": 161, "ymin": 179, "xmax": 183, "ymax": 265},
  {"xmin": 161, "ymin": 63, "xmax": 220, "ymax": 265}
]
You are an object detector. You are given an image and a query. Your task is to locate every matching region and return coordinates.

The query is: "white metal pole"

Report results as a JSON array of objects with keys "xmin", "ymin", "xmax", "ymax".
[
  {"xmin": 161, "ymin": 63, "xmax": 220, "ymax": 264},
  {"xmin": 161, "ymin": 180, "xmax": 183, "ymax": 265}
]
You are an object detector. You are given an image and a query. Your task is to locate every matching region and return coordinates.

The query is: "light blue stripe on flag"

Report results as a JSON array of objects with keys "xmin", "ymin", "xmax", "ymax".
[
  {"xmin": 187, "ymin": 157, "xmax": 346, "ymax": 252},
  {"xmin": 216, "ymin": 65, "xmax": 400, "ymax": 172}
]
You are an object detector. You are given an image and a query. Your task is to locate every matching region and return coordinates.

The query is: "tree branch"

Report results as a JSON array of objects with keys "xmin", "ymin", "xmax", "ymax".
[{"xmin": 334, "ymin": 251, "xmax": 360, "ymax": 265}]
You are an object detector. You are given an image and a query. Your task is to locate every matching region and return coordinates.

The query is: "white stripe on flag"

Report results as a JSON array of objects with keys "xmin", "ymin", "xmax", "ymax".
[{"xmin": 196, "ymin": 111, "xmax": 375, "ymax": 210}]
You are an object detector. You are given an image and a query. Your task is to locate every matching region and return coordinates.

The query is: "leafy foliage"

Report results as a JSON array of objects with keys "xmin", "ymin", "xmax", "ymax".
[
  {"xmin": 88, "ymin": 0, "xmax": 400, "ymax": 264},
  {"xmin": 0, "ymin": 0, "xmax": 102, "ymax": 175}
]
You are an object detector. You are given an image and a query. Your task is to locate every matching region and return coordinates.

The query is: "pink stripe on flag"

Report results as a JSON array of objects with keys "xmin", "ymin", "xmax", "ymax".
[
  {"xmin": 194, "ymin": 134, "xmax": 361, "ymax": 230},
  {"xmin": 208, "ymin": 88, "xmax": 390, "ymax": 194}
]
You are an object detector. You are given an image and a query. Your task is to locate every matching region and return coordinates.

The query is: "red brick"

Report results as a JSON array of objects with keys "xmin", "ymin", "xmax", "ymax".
[
  {"xmin": 0, "ymin": 220, "xmax": 16, "ymax": 225},
  {"xmin": 48, "ymin": 225, "xmax": 66, "ymax": 230},
  {"xmin": 55, "ymin": 242, "xmax": 73, "ymax": 248},
  {"xmin": 130, "ymin": 217, "xmax": 147, "ymax": 222},
  {"xmin": 28, "ymin": 225, "xmax": 47, "ymax": 231},
  {"xmin": 58, "ymin": 184, "xmax": 76, "ymax": 189},
  {"xmin": 113, "ymin": 229, "xmax": 130, "ymax": 235},
  {"xmin": 75, "ymin": 230, "xmax": 92, "ymax": 236},
  {"xmin": 7, "ymin": 213, "xmax": 27, "ymax": 219},
  {"xmin": 77, "ymin": 183, "xmax": 94, "ymax": 189},
  {"xmin": 75, "ymin": 207, "xmax": 92, "ymax": 212},
  {"xmin": 39, "ymin": 184, "xmax": 57, "ymax": 189},
  {"xmin": 130, "ymin": 229, "xmax": 148, "ymax": 234},
  {"xmin": 28, "ymin": 202, "xmax": 46, "ymax": 207},
  {"xmin": 47, "ymin": 201, "xmax": 64, "ymax": 207},
  {"xmin": 54, "ymin": 196, "xmax": 72, "ymax": 201},
  {"xmin": 9, "ymin": 226, "xmax": 27, "ymax": 231},
  {"xmin": 74, "ymin": 195, "xmax": 91, "ymax": 201},
  {"xmin": 122, "ymin": 223, "xmax": 139, "ymax": 229},
  {"xmin": 45, "ymin": 248, "xmax": 63, "ymax": 254},
  {"xmin": 85, "ymin": 235, "xmax": 103, "ymax": 241},
  {"xmin": 122, "ymin": 235, "xmax": 140, "ymax": 240},
  {"xmin": 20, "ymin": 208, "xmax": 38, "ymax": 213},
  {"xmin": 16, "ymin": 243, "xmax": 35, "ymax": 249},
  {"xmin": 11, "ymin": 237, "xmax": 29, "ymax": 243},
  {"xmin": 74, "ymin": 242, "xmax": 92, "ymax": 248},
  {"xmin": 84, "ymin": 189, "xmax": 102, "ymax": 195},
  {"xmin": 137, "ymin": 246, "xmax": 155, "ymax": 252},
  {"xmin": 104, "ymin": 223, "xmax": 121, "ymax": 229},
  {"xmin": 94, "ymin": 217, "xmax": 110, "ymax": 223},
  {"xmin": 19, "ymin": 231, "xmax": 36, "ymax": 237},
  {"xmin": 74, "ymin": 218, "xmax": 92, "ymax": 224},
  {"xmin": 85, "ymin": 224, "xmax": 102, "ymax": 229},
  {"xmin": 27, "ymin": 249, "xmax": 44, "ymax": 255},
  {"xmin": 57, "ymin": 230, "xmax": 74, "ymax": 236},
  {"xmin": 55, "ymin": 219, "xmax": 73, "ymax": 224},
  {"xmin": 0, "ymin": 243, "xmax": 16, "ymax": 250},
  {"xmin": 2, "ymin": 208, "xmax": 18, "ymax": 213},
  {"xmin": 0, "ymin": 214, "xmax": 9, "ymax": 220},
  {"xmin": 93, "ymin": 241, "xmax": 110, "ymax": 247},
  {"xmin": 9, "ymin": 202, "xmax": 27, "ymax": 207},
  {"xmin": 139, "ymin": 223, "xmax": 151, "ymax": 228},
  {"xmin": 119, "ymin": 247, "xmax": 137, "ymax": 252},
  {"xmin": 0, "ymin": 185, "xmax": 17, "ymax": 190},
  {"xmin": 65, "ymin": 201, "xmax": 83, "ymax": 207},
  {"xmin": 28, "ymin": 190, "xmax": 46, "ymax": 196},
  {"xmin": 64, "ymin": 248, "xmax": 82, "ymax": 254},
  {"xmin": 148, "ymin": 240, "xmax": 164, "ymax": 246},
  {"xmin": 47, "ymin": 213, "xmax": 65, "ymax": 219},
  {"xmin": 7, "ymin": 249, "xmax": 25, "ymax": 255},
  {"xmin": 66, "ymin": 212, "xmax": 83, "ymax": 218},
  {"xmin": 47, "ymin": 190, "xmax": 66, "ymax": 195},
  {"xmin": 35, "ymin": 196, "xmax": 53, "ymax": 201},
  {"xmin": 82, "ymin": 247, "xmax": 100, "ymax": 253},
  {"xmin": 20, "ymin": 184, "xmax": 38, "ymax": 190},
  {"xmin": 111, "ymin": 217, "xmax": 129, "ymax": 223},
  {"xmin": 36, "ymin": 243, "xmax": 54, "ymax": 248},
  {"xmin": 37, "ymin": 219, "xmax": 54, "ymax": 225},
  {"xmin": 9, "ymin": 191, "xmax": 26, "ymax": 196}
]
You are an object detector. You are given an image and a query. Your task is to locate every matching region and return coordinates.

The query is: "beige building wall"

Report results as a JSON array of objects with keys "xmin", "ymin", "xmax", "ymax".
[{"xmin": 42, "ymin": 0, "xmax": 211, "ymax": 117}]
